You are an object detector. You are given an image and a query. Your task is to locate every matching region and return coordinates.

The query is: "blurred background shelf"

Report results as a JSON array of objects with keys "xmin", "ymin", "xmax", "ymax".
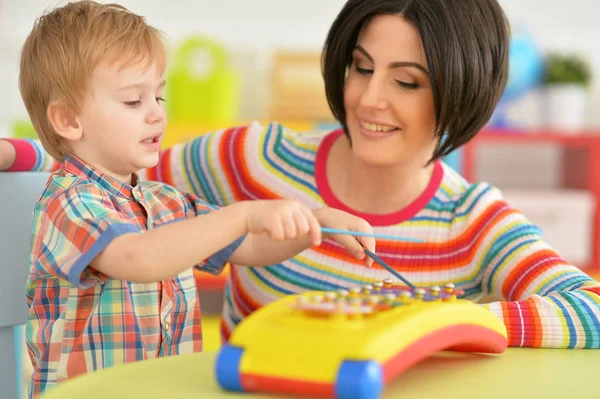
[{"xmin": 464, "ymin": 130, "xmax": 600, "ymax": 274}]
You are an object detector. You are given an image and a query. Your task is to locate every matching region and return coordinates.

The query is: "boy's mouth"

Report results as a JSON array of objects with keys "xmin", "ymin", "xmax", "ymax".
[{"xmin": 140, "ymin": 135, "xmax": 162, "ymax": 144}]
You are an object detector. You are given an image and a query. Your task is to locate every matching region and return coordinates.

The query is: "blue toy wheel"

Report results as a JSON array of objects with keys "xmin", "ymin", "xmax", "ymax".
[
  {"xmin": 335, "ymin": 360, "xmax": 384, "ymax": 399},
  {"xmin": 215, "ymin": 344, "xmax": 245, "ymax": 392}
]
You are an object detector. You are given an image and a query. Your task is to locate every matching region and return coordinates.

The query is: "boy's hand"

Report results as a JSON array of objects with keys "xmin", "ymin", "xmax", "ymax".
[
  {"xmin": 313, "ymin": 208, "xmax": 375, "ymax": 268},
  {"xmin": 0, "ymin": 140, "xmax": 16, "ymax": 171},
  {"xmin": 244, "ymin": 200, "xmax": 323, "ymax": 246}
]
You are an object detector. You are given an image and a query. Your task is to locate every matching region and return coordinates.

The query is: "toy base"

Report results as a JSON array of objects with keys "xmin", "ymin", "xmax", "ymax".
[{"xmin": 226, "ymin": 324, "xmax": 507, "ymax": 399}]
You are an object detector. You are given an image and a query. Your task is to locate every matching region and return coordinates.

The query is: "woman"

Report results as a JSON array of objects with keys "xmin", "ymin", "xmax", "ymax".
[{"xmin": 2, "ymin": 0, "xmax": 599, "ymax": 348}]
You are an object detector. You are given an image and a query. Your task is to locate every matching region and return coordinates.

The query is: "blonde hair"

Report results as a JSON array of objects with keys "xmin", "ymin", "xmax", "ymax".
[{"xmin": 19, "ymin": 1, "xmax": 168, "ymax": 162}]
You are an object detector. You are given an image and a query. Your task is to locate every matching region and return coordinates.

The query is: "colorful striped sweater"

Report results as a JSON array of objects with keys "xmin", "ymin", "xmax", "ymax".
[{"xmin": 6, "ymin": 122, "xmax": 600, "ymax": 348}]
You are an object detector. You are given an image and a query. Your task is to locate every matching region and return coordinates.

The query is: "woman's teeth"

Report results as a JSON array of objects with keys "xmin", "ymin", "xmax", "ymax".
[{"xmin": 360, "ymin": 121, "xmax": 397, "ymax": 132}]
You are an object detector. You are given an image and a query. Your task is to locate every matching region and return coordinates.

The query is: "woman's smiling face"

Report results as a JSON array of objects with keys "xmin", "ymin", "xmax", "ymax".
[{"xmin": 343, "ymin": 14, "xmax": 437, "ymax": 167}]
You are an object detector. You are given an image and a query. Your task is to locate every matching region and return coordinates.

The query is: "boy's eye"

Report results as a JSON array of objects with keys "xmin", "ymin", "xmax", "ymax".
[{"xmin": 124, "ymin": 97, "xmax": 166, "ymax": 107}]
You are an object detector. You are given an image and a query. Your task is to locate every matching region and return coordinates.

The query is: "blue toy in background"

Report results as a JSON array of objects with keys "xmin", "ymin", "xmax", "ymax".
[{"xmin": 489, "ymin": 27, "xmax": 544, "ymax": 128}]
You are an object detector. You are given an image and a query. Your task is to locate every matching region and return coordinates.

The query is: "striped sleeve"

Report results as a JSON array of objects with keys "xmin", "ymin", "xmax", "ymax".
[
  {"xmin": 143, "ymin": 121, "xmax": 280, "ymax": 206},
  {"xmin": 470, "ymin": 184, "xmax": 600, "ymax": 348},
  {"xmin": 3, "ymin": 138, "xmax": 61, "ymax": 172}
]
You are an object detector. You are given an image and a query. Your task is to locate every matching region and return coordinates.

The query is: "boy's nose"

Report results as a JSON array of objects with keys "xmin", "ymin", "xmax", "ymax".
[{"xmin": 146, "ymin": 103, "xmax": 166, "ymax": 124}]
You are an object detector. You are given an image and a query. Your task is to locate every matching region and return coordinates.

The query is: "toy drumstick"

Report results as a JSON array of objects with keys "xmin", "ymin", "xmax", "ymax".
[
  {"xmin": 321, "ymin": 228, "xmax": 425, "ymax": 243},
  {"xmin": 363, "ymin": 248, "xmax": 416, "ymax": 290}
]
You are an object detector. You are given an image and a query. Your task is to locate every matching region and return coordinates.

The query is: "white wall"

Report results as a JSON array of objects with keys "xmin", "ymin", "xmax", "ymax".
[{"xmin": 1, "ymin": 0, "xmax": 600, "ymax": 131}]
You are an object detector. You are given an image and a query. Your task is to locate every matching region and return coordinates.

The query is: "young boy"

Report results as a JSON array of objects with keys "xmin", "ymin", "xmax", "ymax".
[{"xmin": 18, "ymin": 2, "xmax": 376, "ymax": 397}]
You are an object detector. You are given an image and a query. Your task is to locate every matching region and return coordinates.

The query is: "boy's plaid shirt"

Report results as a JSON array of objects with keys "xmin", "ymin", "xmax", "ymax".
[{"xmin": 25, "ymin": 155, "xmax": 243, "ymax": 398}]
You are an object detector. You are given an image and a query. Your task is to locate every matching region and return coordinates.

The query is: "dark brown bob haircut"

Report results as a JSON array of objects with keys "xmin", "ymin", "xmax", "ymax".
[{"xmin": 322, "ymin": 0, "xmax": 510, "ymax": 163}]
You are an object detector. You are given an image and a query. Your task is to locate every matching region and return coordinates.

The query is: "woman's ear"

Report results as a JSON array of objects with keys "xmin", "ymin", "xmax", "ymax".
[{"xmin": 47, "ymin": 100, "xmax": 83, "ymax": 141}]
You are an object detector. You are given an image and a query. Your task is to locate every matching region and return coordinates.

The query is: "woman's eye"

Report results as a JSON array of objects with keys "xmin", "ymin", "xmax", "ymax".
[
  {"xmin": 355, "ymin": 66, "xmax": 373, "ymax": 75},
  {"xmin": 395, "ymin": 80, "xmax": 419, "ymax": 89}
]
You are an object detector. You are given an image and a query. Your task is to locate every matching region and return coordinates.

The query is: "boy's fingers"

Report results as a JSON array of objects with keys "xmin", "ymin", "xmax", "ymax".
[
  {"xmin": 293, "ymin": 211, "xmax": 310, "ymax": 236},
  {"xmin": 355, "ymin": 236, "xmax": 375, "ymax": 268},
  {"xmin": 303, "ymin": 207, "xmax": 322, "ymax": 246},
  {"xmin": 358, "ymin": 235, "xmax": 376, "ymax": 255},
  {"xmin": 268, "ymin": 216, "xmax": 285, "ymax": 241},
  {"xmin": 281, "ymin": 212, "xmax": 297, "ymax": 239},
  {"xmin": 331, "ymin": 235, "xmax": 366, "ymax": 261}
]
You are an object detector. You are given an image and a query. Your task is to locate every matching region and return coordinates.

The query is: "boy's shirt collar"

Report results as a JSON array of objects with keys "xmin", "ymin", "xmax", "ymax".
[{"xmin": 62, "ymin": 154, "xmax": 140, "ymax": 199}]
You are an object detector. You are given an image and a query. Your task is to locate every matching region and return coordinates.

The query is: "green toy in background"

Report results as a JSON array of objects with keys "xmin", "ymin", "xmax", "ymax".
[
  {"xmin": 166, "ymin": 35, "xmax": 240, "ymax": 128},
  {"xmin": 12, "ymin": 120, "xmax": 37, "ymax": 139}
]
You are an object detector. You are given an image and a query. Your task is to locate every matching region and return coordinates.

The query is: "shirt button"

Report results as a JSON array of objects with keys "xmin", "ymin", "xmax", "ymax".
[
  {"xmin": 164, "ymin": 321, "xmax": 170, "ymax": 331},
  {"xmin": 133, "ymin": 188, "xmax": 144, "ymax": 201}
]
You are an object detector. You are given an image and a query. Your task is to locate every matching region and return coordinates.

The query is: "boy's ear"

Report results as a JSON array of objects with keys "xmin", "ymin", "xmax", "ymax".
[{"xmin": 47, "ymin": 100, "xmax": 83, "ymax": 141}]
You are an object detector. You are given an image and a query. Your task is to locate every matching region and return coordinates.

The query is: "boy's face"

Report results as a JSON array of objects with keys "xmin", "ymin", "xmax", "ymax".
[{"xmin": 74, "ymin": 59, "xmax": 167, "ymax": 182}]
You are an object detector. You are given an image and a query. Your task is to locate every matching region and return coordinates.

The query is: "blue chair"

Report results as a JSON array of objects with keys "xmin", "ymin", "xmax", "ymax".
[{"xmin": 0, "ymin": 172, "xmax": 50, "ymax": 399}]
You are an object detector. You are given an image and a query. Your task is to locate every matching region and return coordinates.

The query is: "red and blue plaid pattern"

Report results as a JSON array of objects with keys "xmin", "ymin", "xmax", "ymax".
[{"xmin": 25, "ymin": 155, "xmax": 242, "ymax": 398}]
